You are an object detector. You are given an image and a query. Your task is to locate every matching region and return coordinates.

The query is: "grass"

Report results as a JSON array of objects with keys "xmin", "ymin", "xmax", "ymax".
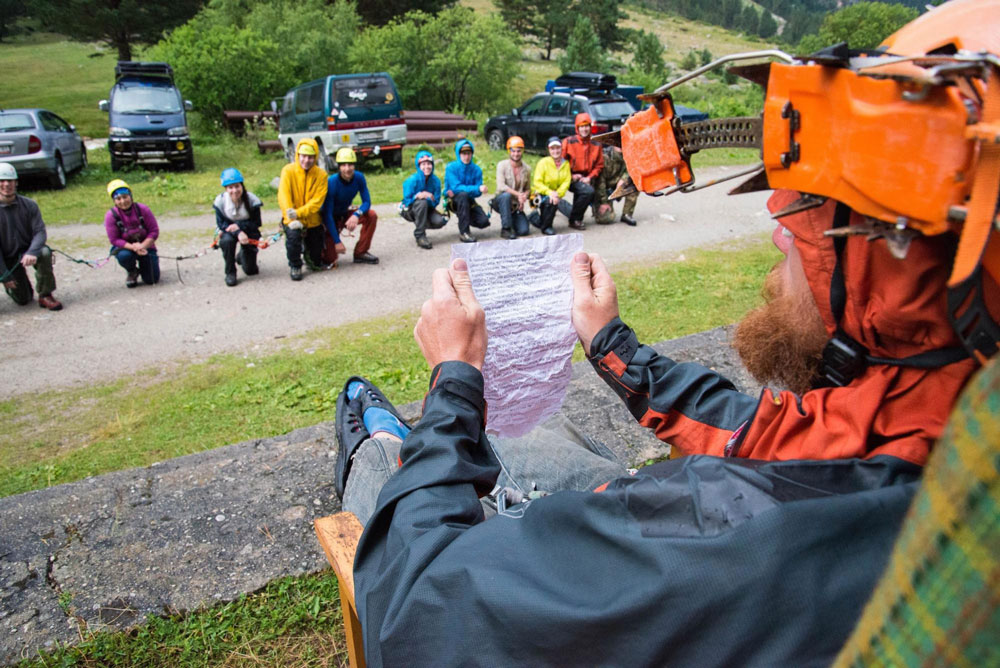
[
  {"xmin": 0, "ymin": 235, "xmax": 776, "ymax": 499},
  {"xmin": 19, "ymin": 573, "xmax": 350, "ymax": 667}
]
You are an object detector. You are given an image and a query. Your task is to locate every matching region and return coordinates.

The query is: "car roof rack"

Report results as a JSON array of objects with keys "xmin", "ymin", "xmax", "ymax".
[
  {"xmin": 115, "ymin": 61, "xmax": 174, "ymax": 83},
  {"xmin": 553, "ymin": 71, "xmax": 618, "ymax": 93}
]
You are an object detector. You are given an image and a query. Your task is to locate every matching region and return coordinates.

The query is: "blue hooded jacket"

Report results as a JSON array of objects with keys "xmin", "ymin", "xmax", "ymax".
[
  {"xmin": 401, "ymin": 150, "xmax": 442, "ymax": 208},
  {"xmin": 444, "ymin": 139, "xmax": 483, "ymax": 198}
]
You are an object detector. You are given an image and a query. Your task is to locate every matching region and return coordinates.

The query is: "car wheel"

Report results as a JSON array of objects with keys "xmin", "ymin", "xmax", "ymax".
[
  {"xmin": 487, "ymin": 129, "xmax": 505, "ymax": 151},
  {"xmin": 316, "ymin": 141, "xmax": 333, "ymax": 172},
  {"xmin": 381, "ymin": 149, "xmax": 403, "ymax": 169},
  {"xmin": 79, "ymin": 144, "xmax": 88, "ymax": 170},
  {"xmin": 48, "ymin": 157, "xmax": 66, "ymax": 189},
  {"xmin": 284, "ymin": 141, "xmax": 296, "ymax": 163}
]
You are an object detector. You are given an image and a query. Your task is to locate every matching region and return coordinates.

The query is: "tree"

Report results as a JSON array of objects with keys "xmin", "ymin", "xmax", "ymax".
[
  {"xmin": 810, "ymin": 1, "xmax": 918, "ymax": 50},
  {"xmin": 578, "ymin": 0, "xmax": 628, "ymax": 52},
  {"xmin": 531, "ymin": 0, "xmax": 573, "ymax": 61},
  {"xmin": 739, "ymin": 5, "xmax": 760, "ymax": 35},
  {"xmin": 680, "ymin": 49, "xmax": 699, "ymax": 71},
  {"xmin": 559, "ymin": 15, "xmax": 608, "ymax": 74},
  {"xmin": 0, "ymin": 0, "xmax": 27, "ymax": 42},
  {"xmin": 632, "ymin": 30, "xmax": 666, "ymax": 79},
  {"xmin": 32, "ymin": 0, "xmax": 204, "ymax": 61},
  {"xmin": 495, "ymin": 0, "xmax": 535, "ymax": 36},
  {"xmin": 758, "ymin": 10, "xmax": 778, "ymax": 39},
  {"xmin": 357, "ymin": 0, "xmax": 455, "ymax": 26}
]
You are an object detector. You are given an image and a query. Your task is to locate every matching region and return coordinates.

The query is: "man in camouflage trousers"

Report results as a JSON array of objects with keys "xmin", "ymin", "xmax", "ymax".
[{"xmin": 595, "ymin": 144, "xmax": 637, "ymax": 226}]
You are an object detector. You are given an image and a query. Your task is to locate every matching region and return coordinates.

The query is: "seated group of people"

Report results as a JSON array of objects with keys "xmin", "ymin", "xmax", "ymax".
[{"xmin": 401, "ymin": 113, "xmax": 639, "ymax": 250}]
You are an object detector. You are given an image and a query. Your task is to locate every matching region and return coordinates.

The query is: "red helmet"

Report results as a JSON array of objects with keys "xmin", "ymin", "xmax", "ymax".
[
  {"xmin": 506, "ymin": 136, "xmax": 524, "ymax": 150},
  {"xmin": 574, "ymin": 113, "xmax": 592, "ymax": 128}
]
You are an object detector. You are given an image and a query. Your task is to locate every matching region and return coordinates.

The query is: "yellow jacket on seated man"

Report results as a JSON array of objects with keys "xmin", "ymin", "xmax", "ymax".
[{"xmin": 278, "ymin": 138, "xmax": 328, "ymax": 229}]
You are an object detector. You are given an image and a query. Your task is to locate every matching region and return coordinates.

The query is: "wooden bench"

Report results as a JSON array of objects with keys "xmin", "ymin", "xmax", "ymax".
[{"xmin": 314, "ymin": 512, "xmax": 366, "ymax": 668}]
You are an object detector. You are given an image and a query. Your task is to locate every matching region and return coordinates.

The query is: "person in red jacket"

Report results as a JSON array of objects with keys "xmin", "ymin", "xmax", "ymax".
[{"xmin": 560, "ymin": 113, "xmax": 603, "ymax": 230}]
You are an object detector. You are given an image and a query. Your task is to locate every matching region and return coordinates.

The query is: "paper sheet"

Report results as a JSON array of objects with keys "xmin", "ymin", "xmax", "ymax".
[{"xmin": 452, "ymin": 233, "xmax": 583, "ymax": 437}]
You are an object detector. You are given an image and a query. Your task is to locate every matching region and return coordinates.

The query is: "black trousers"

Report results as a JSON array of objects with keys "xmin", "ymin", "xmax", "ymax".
[
  {"xmin": 219, "ymin": 228, "xmax": 260, "ymax": 275},
  {"xmin": 567, "ymin": 180, "xmax": 594, "ymax": 223},
  {"xmin": 284, "ymin": 224, "xmax": 324, "ymax": 269},
  {"xmin": 403, "ymin": 199, "xmax": 447, "ymax": 238},
  {"xmin": 449, "ymin": 192, "xmax": 490, "ymax": 234}
]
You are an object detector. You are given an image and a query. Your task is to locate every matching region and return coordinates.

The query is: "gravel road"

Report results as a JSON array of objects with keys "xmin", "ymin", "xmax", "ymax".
[{"xmin": 0, "ymin": 167, "xmax": 774, "ymax": 398}]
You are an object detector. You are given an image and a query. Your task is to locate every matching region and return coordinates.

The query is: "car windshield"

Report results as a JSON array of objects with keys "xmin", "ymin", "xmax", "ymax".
[
  {"xmin": 0, "ymin": 114, "xmax": 35, "ymax": 132},
  {"xmin": 113, "ymin": 82, "xmax": 182, "ymax": 114},
  {"xmin": 589, "ymin": 100, "xmax": 636, "ymax": 120},
  {"xmin": 332, "ymin": 77, "xmax": 395, "ymax": 109}
]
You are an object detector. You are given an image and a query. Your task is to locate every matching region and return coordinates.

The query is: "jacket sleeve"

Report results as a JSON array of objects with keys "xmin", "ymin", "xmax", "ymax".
[
  {"xmin": 296, "ymin": 172, "xmax": 327, "ymax": 220},
  {"xmin": 401, "ymin": 174, "xmax": 416, "ymax": 208},
  {"xmin": 322, "ymin": 197, "xmax": 341, "ymax": 244},
  {"xmin": 555, "ymin": 162, "xmax": 571, "ymax": 197},
  {"xmin": 277, "ymin": 165, "xmax": 294, "ymax": 219},
  {"xmin": 245, "ymin": 203, "xmax": 261, "ymax": 232},
  {"xmin": 139, "ymin": 204, "xmax": 159, "ymax": 241},
  {"xmin": 24, "ymin": 199, "xmax": 47, "ymax": 257},
  {"xmin": 587, "ymin": 146, "xmax": 604, "ymax": 181},
  {"xmin": 532, "ymin": 160, "xmax": 550, "ymax": 196},
  {"xmin": 104, "ymin": 209, "xmax": 126, "ymax": 248},
  {"xmin": 588, "ymin": 317, "xmax": 757, "ymax": 456},
  {"xmin": 214, "ymin": 206, "xmax": 229, "ymax": 232},
  {"xmin": 430, "ymin": 176, "xmax": 441, "ymax": 207}
]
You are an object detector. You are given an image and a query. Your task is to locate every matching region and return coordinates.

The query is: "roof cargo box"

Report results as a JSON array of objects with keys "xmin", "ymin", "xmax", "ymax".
[
  {"xmin": 553, "ymin": 72, "xmax": 618, "ymax": 93},
  {"xmin": 114, "ymin": 61, "xmax": 174, "ymax": 82}
]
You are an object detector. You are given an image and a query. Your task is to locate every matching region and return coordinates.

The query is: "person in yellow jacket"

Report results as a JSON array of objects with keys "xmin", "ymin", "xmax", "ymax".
[
  {"xmin": 531, "ymin": 136, "xmax": 573, "ymax": 236},
  {"xmin": 278, "ymin": 138, "xmax": 329, "ymax": 281}
]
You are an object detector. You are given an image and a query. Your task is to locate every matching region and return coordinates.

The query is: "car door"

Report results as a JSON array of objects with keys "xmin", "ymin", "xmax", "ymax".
[
  {"xmin": 38, "ymin": 112, "xmax": 67, "ymax": 166},
  {"xmin": 538, "ymin": 96, "xmax": 571, "ymax": 143},
  {"xmin": 510, "ymin": 95, "xmax": 548, "ymax": 149},
  {"xmin": 49, "ymin": 112, "xmax": 81, "ymax": 170}
]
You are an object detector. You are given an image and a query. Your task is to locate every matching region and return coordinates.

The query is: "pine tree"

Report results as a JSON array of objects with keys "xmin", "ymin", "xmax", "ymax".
[
  {"xmin": 758, "ymin": 10, "xmax": 778, "ymax": 39},
  {"xmin": 740, "ymin": 5, "xmax": 760, "ymax": 35},
  {"xmin": 559, "ymin": 15, "xmax": 608, "ymax": 74}
]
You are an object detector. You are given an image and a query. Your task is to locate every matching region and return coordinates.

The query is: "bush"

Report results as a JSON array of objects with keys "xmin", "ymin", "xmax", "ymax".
[{"xmin": 352, "ymin": 7, "xmax": 521, "ymax": 115}]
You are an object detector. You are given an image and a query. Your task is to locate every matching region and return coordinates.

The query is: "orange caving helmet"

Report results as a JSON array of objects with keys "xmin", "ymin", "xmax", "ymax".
[
  {"xmin": 574, "ymin": 113, "xmax": 592, "ymax": 128},
  {"xmin": 506, "ymin": 136, "xmax": 525, "ymax": 150}
]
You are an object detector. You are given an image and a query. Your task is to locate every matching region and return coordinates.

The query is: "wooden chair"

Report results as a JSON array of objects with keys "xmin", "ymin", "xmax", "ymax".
[{"xmin": 314, "ymin": 512, "xmax": 366, "ymax": 668}]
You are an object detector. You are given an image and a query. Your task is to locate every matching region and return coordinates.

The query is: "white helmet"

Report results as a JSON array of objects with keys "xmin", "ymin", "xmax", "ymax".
[{"xmin": 0, "ymin": 163, "xmax": 16, "ymax": 180}]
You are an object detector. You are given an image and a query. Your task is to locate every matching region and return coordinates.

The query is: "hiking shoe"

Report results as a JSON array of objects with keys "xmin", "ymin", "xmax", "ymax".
[
  {"xmin": 500, "ymin": 228, "xmax": 516, "ymax": 240},
  {"xmin": 416, "ymin": 235, "xmax": 433, "ymax": 250},
  {"xmin": 621, "ymin": 214, "xmax": 637, "ymax": 227},
  {"xmin": 126, "ymin": 270, "xmax": 139, "ymax": 288},
  {"xmin": 38, "ymin": 294, "xmax": 63, "ymax": 311},
  {"xmin": 353, "ymin": 252, "xmax": 379, "ymax": 264},
  {"xmin": 225, "ymin": 272, "xmax": 237, "ymax": 287},
  {"xmin": 542, "ymin": 227, "xmax": 556, "ymax": 236},
  {"xmin": 568, "ymin": 219, "xmax": 586, "ymax": 230},
  {"xmin": 459, "ymin": 231, "xmax": 478, "ymax": 243},
  {"xmin": 334, "ymin": 376, "xmax": 410, "ymax": 500},
  {"xmin": 290, "ymin": 266, "xmax": 303, "ymax": 281}
]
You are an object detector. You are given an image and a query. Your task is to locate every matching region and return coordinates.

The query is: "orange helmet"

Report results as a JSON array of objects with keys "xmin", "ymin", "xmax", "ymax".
[
  {"xmin": 574, "ymin": 113, "xmax": 592, "ymax": 128},
  {"xmin": 506, "ymin": 136, "xmax": 524, "ymax": 150}
]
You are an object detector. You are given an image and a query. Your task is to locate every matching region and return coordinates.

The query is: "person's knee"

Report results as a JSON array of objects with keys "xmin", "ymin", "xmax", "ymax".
[
  {"xmin": 362, "ymin": 210, "xmax": 377, "ymax": 227},
  {"xmin": 453, "ymin": 191, "xmax": 471, "ymax": 204},
  {"xmin": 495, "ymin": 192, "xmax": 512, "ymax": 210}
]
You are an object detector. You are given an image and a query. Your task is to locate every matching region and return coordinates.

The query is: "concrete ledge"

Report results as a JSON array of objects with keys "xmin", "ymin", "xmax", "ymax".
[{"xmin": 0, "ymin": 326, "xmax": 757, "ymax": 664}]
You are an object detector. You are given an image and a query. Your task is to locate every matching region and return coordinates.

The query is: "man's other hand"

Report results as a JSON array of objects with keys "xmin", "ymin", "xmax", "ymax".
[
  {"xmin": 571, "ymin": 252, "xmax": 619, "ymax": 356},
  {"xmin": 20, "ymin": 254, "xmax": 37, "ymax": 268},
  {"xmin": 345, "ymin": 214, "xmax": 359, "ymax": 232},
  {"xmin": 415, "ymin": 258, "xmax": 487, "ymax": 370}
]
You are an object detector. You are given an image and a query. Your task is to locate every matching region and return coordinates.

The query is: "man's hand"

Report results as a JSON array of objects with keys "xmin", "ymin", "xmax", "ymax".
[
  {"xmin": 581, "ymin": 176, "xmax": 591, "ymax": 184},
  {"xmin": 479, "ymin": 185, "xmax": 488, "ymax": 194},
  {"xmin": 570, "ymin": 252, "xmax": 619, "ymax": 357},
  {"xmin": 286, "ymin": 208, "xmax": 297, "ymax": 221},
  {"xmin": 572, "ymin": 174, "xmax": 582, "ymax": 182},
  {"xmin": 335, "ymin": 242, "xmax": 346, "ymax": 254},
  {"xmin": 345, "ymin": 214, "xmax": 359, "ymax": 232},
  {"xmin": 550, "ymin": 193, "xmax": 560, "ymax": 206},
  {"xmin": 598, "ymin": 204, "xmax": 611, "ymax": 215},
  {"xmin": 446, "ymin": 190, "xmax": 455, "ymax": 199},
  {"xmin": 237, "ymin": 231, "xmax": 249, "ymax": 245},
  {"xmin": 20, "ymin": 254, "xmax": 36, "ymax": 268},
  {"xmin": 3, "ymin": 280, "xmax": 17, "ymax": 289},
  {"xmin": 414, "ymin": 258, "xmax": 487, "ymax": 370},
  {"xmin": 226, "ymin": 224, "xmax": 239, "ymax": 233},
  {"xmin": 517, "ymin": 191, "xmax": 527, "ymax": 206}
]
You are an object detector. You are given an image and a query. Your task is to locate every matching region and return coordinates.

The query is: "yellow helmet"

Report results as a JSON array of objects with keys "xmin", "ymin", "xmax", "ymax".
[
  {"xmin": 106, "ymin": 179, "xmax": 131, "ymax": 197},
  {"xmin": 335, "ymin": 147, "xmax": 357, "ymax": 164}
]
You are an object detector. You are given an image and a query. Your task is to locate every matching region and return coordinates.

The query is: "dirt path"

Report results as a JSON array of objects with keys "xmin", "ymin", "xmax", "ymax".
[{"xmin": 0, "ymin": 167, "xmax": 774, "ymax": 398}]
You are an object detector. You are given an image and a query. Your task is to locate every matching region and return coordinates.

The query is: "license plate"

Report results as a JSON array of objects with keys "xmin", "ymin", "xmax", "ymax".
[
  {"xmin": 0, "ymin": 146, "xmax": 11, "ymax": 155},
  {"xmin": 137, "ymin": 151, "xmax": 165, "ymax": 158},
  {"xmin": 357, "ymin": 131, "xmax": 381, "ymax": 142}
]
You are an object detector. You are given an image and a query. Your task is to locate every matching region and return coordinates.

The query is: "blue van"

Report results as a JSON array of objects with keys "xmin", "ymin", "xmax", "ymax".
[
  {"xmin": 99, "ymin": 62, "xmax": 194, "ymax": 171},
  {"xmin": 277, "ymin": 72, "xmax": 406, "ymax": 170}
]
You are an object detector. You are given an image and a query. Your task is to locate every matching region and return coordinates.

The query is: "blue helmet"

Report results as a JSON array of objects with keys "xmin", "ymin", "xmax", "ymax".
[{"xmin": 220, "ymin": 167, "xmax": 244, "ymax": 187}]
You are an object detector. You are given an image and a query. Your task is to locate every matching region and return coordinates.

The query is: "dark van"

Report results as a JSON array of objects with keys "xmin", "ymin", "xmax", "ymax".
[
  {"xmin": 277, "ymin": 72, "xmax": 406, "ymax": 170},
  {"xmin": 99, "ymin": 62, "xmax": 194, "ymax": 171}
]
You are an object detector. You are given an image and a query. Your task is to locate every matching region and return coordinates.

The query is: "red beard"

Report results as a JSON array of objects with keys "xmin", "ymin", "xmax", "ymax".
[{"xmin": 732, "ymin": 264, "xmax": 828, "ymax": 395}]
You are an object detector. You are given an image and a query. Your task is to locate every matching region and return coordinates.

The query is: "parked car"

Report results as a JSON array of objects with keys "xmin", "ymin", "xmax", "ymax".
[
  {"xmin": 277, "ymin": 72, "xmax": 406, "ymax": 170},
  {"xmin": 100, "ymin": 61, "xmax": 194, "ymax": 171},
  {"xmin": 484, "ymin": 91, "xmax": 637, "ymax": 151},
  {"xmin": 0, "ymin": 108, "xmax": 87, "ymax": 189}
]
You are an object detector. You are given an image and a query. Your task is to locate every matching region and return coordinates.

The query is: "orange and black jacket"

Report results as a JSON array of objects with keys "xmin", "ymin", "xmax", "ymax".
[{"xmin": 562, "ymin": 135, "xmax": 603, "ymax": 180}]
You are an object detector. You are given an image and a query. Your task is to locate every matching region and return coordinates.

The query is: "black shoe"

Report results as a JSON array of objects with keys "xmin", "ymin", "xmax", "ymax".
[
  {"xmin": 334, "ymin": 376, "xmax": 410, "ymax": 500},
  {"xmin": 621, "ymin": 214, "xmax": 637, "ymax": 226},
  {"xmin": 568, "ymin": 219, "xmax": 586, "ymax": 230},
  {"xmin": 542, "ymin": 227, "xmax": 556, "ymax": 236},
  {"xmin": 353, "ymin": 252, "xmax": 379, "ymax": 264},
  {"xmin": 225, "ymin": 272, "xmax": 237, "ymax": 287},
  {"xmin": 126, "ymin": 270, "xmax": 139, "ymax": 288},
  {"xmin": 416, "ymin": 235, "xmax": 433, "ymax": 250},
  {"xmin": 459, "ymin": 232, "xmax": 477, "ymax": 243},
  {"xmin": 500, "ymin": 228, "xmax": 515, "ymax": 240},
  {"xmin": 290, "ymin": 266, "xmax": 303, "ymax": 281}
]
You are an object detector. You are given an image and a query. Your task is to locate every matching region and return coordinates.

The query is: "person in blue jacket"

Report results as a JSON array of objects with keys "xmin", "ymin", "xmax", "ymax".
[
  {"xmin": 320, "ymin": 147, "xmax": 379, "ymax": 265},
  {"xmin": 443, "ymin": 139, "xmax": 490, "ymax": 243},
  {"xmin": 400, "ymin": 151, "xmax": 446, "ymax": 250}
]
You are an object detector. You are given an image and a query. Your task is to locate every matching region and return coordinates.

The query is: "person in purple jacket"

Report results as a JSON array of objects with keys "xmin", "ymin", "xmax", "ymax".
[{"xmin": 104, "ymin": 179, "xmax": 160, "ymax": 288}]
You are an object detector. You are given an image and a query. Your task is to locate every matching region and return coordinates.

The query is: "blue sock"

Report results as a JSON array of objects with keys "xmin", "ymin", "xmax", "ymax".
[{"xmin": 347, "ymin": 381, "xmax": 410, "ymax": 440}]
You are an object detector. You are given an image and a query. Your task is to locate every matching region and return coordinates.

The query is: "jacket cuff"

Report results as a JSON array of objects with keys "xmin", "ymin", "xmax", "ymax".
[
  {"xmin": 588, "ymin": 317, "xmax": 639, "ymax": 378},
  {"xmin": 426, "ymin": 361, "xmax": 487, "ymax": 427}
]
